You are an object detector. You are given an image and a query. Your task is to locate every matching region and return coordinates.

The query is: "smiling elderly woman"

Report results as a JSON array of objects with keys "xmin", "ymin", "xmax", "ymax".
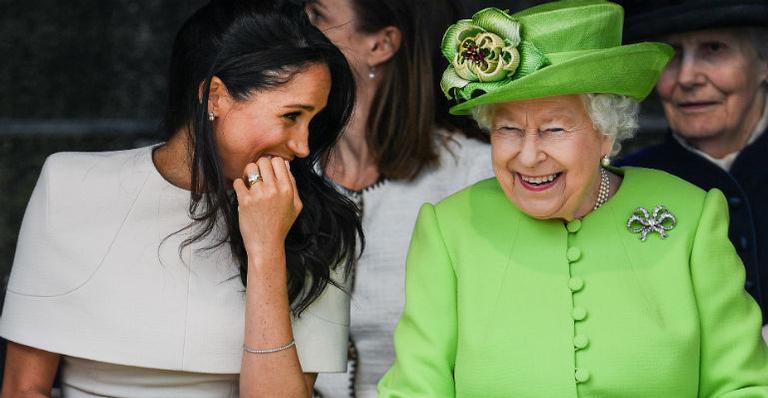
[{"xmin": 377, "ymin": 1, "xmax": 768, "ymax": 397}]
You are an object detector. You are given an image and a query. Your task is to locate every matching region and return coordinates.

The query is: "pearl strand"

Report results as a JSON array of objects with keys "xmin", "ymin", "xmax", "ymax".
[{"xmin": 593, "ymin": 167, "xmax": 610, "ymax": 211}]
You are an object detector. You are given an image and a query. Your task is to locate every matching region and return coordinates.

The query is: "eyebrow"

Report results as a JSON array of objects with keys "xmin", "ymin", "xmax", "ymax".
[
  {"xmin": 495, "ymin": 107, "xmax": 577, "ymax": 120},
  {"xmin": 283, "ymin": 104, "xmax": 316, "ymax": 112}
]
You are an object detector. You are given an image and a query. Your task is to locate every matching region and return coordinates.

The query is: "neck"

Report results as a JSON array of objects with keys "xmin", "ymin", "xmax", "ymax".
[
  {"xmin": 325, "ymin": 75, "xmax": 381, "ymax": 190},
  {"xmin": 688, "ymin": 89, "xmax": 766, "ymax": 159},
  {"xmin": 153, "ymin": 129, "xmax": 194, "ymax": 191},
  {"xmin": 571, "ymin": 167, "xmax": 620, "ymax": 220}
]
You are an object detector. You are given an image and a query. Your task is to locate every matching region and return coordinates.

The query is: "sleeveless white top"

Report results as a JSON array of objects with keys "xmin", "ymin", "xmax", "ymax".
[{"xmin": 0, "ymin": 146, "xmax": 350, "ymax": 397}]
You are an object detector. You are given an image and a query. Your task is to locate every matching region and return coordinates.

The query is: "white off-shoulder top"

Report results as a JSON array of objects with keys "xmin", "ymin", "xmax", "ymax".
[{"xmin": 0, "ymin": 146, "xmax": 350, "ymax": 397}]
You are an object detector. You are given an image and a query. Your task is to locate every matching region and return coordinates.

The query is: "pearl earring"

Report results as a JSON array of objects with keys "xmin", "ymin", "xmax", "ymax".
[
  {"xmin": 601, "ymin": 155, "xmax": 610, "ymax": 167},
  {"xmin": 368, "ymin": 66, "xmax": 376, "ymax": 80},
  {"xmin": 208, "ymin": 111, "xmax": 216, "ymax": 121}
]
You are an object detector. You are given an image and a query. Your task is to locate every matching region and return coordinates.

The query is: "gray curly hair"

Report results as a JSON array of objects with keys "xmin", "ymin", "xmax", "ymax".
[{"xmin": 471, "ymin": 93, "xmax": 640, "ymax": 155}]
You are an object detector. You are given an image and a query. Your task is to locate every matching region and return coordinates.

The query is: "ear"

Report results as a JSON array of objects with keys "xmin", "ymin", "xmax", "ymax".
[
  {"xmin": 366, "ymin": 26, "xmax": 402, "ymax": 67},
  {"xmin": 198, "ymin": 76, "xmax": 231, "ymax": 115}
]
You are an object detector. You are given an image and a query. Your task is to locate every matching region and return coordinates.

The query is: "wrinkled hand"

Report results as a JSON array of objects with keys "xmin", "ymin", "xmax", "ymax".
[{"xmin": 233, "ymin": 156, "xmax": 303, "ymax": 255}]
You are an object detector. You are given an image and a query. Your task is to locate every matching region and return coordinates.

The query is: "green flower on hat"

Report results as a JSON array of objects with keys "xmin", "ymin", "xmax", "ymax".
[
  {"xmin": 440, "ymin": 8, "xmax": 550, "ymax": 103},
  {"xmin": 453, "ymin": 29, "xmax": 519, "ymax": 82}
]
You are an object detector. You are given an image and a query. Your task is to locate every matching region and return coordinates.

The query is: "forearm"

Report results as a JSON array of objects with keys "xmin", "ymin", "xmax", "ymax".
[
  {"xmin": 239, "ymin": 246, "xmax": 308, "ymax": 398},
  {"xmin": 1, "ymin": 391, "xmax": 50, "ymax": 398},
  {"xmin": 1, "ymin": 342, "xmax": 59, "ymax": 398}
]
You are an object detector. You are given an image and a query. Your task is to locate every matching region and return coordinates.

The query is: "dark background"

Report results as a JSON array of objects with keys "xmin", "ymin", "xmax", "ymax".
[{"xmin": 0, "ymin": 1, "xmax": 667, "ymax": 382}]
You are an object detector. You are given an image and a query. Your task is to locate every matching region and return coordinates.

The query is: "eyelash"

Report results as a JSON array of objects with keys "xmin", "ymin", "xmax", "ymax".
[
  {"xmin": 703, "ymin": 42, "xmax": 725, "ymax": 53},
  {"xmin": 283, "ymin": 112, "xmax": 301, "ymax": 122},
  {"xmin": 496, "ymin": 127, "xmax": 566, "ymax": 134}
]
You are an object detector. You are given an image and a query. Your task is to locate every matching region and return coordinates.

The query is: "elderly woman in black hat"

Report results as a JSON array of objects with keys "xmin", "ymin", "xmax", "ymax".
[{"xmin": 619, "ymin": 1, "xmax": 768, "ymax": 333}]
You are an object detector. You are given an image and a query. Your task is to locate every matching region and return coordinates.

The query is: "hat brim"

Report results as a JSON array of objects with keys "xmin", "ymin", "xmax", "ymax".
[
  {"xmin": 449, "ymin": 42, "xmax": 673, "ymax": 115},
  {"xmin": 623, "ymin": 1, "xmax": 768, "ymax": 43}
]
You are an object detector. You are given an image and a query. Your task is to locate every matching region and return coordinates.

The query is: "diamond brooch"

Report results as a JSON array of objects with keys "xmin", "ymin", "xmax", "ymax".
[{"xmin": 627, "ymin": 205, "xmax": 677, "ymax": 242}]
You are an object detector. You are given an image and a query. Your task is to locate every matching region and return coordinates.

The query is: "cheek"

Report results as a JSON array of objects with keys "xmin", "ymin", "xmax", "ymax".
[
  {"xmin": 560, "ymin": 135, "xmax": 600, "ymax": 163},
  {"xmin": 215, "ymin": 122, "xmax": 269, "ymax": 174},
  {"xmin": 656, "ymin": 68, "xmax": 677, "ymax": 100},
  {"xmin": 710, "ymin": 67, "xmax": 749, "ymax": 94},
  {"xmin": 331, "ymin": 31, "xmax": 365, "ymax": 66},
  {"xmin": 490, "ymin": 138, "xmax": 516, "ymax": 168},
  {"xmin": 217, "ymin": 123, "xmax": 254, "ymax": 156},
  {"xmin": 719, "ymin": 67, "xmax": 766, "ymax": 105},
  {"xmin": 322, "ymin": 29, "xmax": 346, "ymax": 49}
]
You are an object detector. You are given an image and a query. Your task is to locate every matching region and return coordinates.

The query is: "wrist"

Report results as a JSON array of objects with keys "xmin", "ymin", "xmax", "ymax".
[
  {"xmin": 246, "ymin": 246, "xmax": 286, "ymax": 270},
  {"xmin": 244, "ymin": 237, "xmax": 285, "ymax": 256}
]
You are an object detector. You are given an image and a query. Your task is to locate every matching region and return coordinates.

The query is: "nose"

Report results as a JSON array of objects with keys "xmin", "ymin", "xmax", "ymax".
[
  {"xmin": 676, "ymin": 50, "xmax": 706, "ymax": 88},
  {"xmin": 517, "ymin": 132, "xmax": 545, "ymax": 167},
  {"xmin": 287, "ymin": 125, "xmax": 310, "ymax": 159}
]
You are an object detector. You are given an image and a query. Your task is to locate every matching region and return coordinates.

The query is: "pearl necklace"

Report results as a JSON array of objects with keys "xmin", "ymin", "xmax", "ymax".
[{"xmin": 593, "ymin": 167, "xmax": 610, "ymax": 211}]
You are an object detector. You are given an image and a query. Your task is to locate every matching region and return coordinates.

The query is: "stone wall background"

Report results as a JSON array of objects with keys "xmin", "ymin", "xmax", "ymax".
[{"xmin": 1, "ymin": 0, "xmax": 206, "ymax": 283}]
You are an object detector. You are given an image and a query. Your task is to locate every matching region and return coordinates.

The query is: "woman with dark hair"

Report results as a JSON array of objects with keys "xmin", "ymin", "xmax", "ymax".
[
  {"xmin": 304, "ymin": 0, "xmax": 492, "ymax": 396},
  {"xmin": 0, "ymin": 0, "xmax": 360, "ymax": 396}
]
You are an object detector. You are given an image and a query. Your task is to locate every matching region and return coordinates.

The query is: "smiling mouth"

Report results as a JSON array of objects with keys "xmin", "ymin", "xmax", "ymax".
[{"xmin": 518, "ymin": 172, "xmax": 562, "ymax": 191}]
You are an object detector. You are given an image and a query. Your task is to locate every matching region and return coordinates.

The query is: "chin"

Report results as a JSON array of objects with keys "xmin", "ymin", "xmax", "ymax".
[
  {"xmin": 672, "ymin": 124, "xmax": 725, "ymax": 141},
  {"xmin": 515, "ymin": 202, "xmax": 560, "ymax": 220}
]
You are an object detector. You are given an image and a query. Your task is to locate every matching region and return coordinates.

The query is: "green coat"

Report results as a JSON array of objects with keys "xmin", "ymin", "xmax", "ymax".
[{"xmin": 378, "ymin": 167, "xmax": 768, "ymax": 397}]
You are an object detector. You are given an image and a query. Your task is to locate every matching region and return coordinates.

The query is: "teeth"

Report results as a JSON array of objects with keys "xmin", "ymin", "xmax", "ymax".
[{"xmin": 521, "ymin": 173, "xmax": 558, "ymax": 184}]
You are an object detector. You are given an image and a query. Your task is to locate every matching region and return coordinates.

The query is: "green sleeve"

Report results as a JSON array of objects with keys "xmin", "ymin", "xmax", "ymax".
[
  {"xmin": 378, "ymin": 204, "xmax": 457, "ymax": 397},
  {"xmin": 693, "ymin": 190, "xmax": 768, "ymax": 397}
]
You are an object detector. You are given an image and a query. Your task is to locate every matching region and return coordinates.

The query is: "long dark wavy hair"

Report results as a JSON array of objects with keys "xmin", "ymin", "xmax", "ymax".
[{"xmin": 161, "ymin": 0, "xmax": 361, "ymax": 315}]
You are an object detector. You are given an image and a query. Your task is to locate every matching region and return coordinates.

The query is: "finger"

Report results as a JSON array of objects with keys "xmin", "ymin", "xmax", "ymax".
[
  {"xmin": 256, "ymin": 156, "xmax": 277, "ymax": 186},
  {"xmin": 233, "ymin": 178, "xmax": 249, "ymax": 200},
  {"xmin": 243, "ymin": 163, "xmax": 261, "ymax": 189},
  {"xmin": 284, "ymin": 161, "xmax": 302, "ymax": 209},
  {"xmin": 272, "ymin": 157, "xmax": 292, "ymax": 186},
  {"xmin": 285, "ymin": 162, "xmax": 298, "ymax": 194}
]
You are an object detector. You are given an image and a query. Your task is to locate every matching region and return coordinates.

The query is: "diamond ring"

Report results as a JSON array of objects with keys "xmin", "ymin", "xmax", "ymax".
[{"xmin": 247, "ymin": 173, "xmax": 262, "ymax": 186}]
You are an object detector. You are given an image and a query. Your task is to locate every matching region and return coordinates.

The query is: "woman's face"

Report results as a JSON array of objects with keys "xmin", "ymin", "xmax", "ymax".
[
  {"xmin": 305, "ymin": 0, "xmax": 370, "ymax": 80},
  {"xmin": 489, "ymin": 95, "xmax": 613, "ymax": 221},
  {"xmin": 211, "ymin": 63, "xmax": 331, "ymax": 184},
  {"xmin": 656, "ymin": 28, "xmax": 768, "ymax": 155}
]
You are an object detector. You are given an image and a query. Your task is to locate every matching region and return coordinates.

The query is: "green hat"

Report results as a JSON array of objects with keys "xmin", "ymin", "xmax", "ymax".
[{"xmin": 440, "ymin": 0, "xmax": 674, "ymax": 115}]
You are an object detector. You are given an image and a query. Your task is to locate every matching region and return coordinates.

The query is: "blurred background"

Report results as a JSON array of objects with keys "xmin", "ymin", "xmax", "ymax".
[{"xmin": 0, "ymin": 0, "xmax": 667, "ymax": 358}]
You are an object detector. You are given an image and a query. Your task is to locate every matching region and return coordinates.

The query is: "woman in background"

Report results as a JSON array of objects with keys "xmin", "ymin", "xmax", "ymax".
[
  {"xmin": 305, "ymin": 0, "xmax": 492, "ymax": 396},
  {"xmin": 619, "ymin": 0, "xmax": 768, "ymax": 328},
  {"xmin": 1, "ymin": 1, "xmax": 360, "ymax": 396}
]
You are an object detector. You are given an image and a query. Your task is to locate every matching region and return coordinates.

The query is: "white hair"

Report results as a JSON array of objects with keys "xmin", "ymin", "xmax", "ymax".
[{"xmin": 471, "ymin": 93, "xmax": 640, "ymax": 155}]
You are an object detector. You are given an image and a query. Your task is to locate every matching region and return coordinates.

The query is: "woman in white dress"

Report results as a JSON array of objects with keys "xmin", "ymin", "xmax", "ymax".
[
  {"xmin": 304, "ymin": 0, "xmax": 493, "ymax": 396},
  {"xmin": 0, "ymin": 1, "xmax": 361, "ymax": 396}
]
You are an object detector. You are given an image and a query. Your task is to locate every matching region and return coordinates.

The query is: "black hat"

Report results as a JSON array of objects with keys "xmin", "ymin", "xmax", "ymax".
[{"xmin": 620, "ymin": 0, "xmax": 768, "ymax": 43}]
